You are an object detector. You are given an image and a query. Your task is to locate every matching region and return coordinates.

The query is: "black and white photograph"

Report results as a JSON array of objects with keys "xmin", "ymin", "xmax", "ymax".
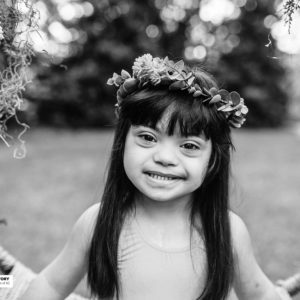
[{"xmin": 1, "ymin": 0, "xmax": 300, "ymax": 299}]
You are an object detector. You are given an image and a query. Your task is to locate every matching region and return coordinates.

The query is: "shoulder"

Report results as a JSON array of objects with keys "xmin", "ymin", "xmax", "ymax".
[
  {"xmin": 78, "ymin": 202, "xmax": 100, "ymax": 223},
  {"xmin": 74, "ymin": 202, "xmax": 99, "ymax": 230},
  {"xmin": 228, "ymin": 211, "xmax": 253, "ymax": 258},
  {"xmin": 229, "ymin": 211, "xmax": 248, "ymax": 235},
  {"xmin": 70, "ymin": 203, "xmax": 100, "ymax": 252},
  {"xmin": 228, "ymin": 215, "xmax": 281, "ymax": 299}
]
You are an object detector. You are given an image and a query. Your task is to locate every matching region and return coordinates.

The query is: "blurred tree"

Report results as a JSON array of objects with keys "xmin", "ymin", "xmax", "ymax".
[
  {"xmin": 26, "ymin": 0, "xmax": 193, "ymax": 127},
  {"xmin": 215, "ymin": 0, "xmax": 289, "ymax": 127},
  {"xmin": 25, "ymin": 0, "xmax": 290, "ymax": 127}
]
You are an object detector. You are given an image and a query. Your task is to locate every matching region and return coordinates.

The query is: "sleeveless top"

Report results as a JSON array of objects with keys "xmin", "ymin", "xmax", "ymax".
[{"xmin": 111, "ymin": 213, "xmax": 208, "ymax": 300}]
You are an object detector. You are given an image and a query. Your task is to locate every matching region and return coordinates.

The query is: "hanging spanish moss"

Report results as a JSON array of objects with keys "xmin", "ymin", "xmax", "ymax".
[
  {"xmin": 0, "ymin": 0, "xmax": 38, "ymax": 158},
  {"xmin": 282, "ymin": 0, "xmax": 300, "ymax": 33}
]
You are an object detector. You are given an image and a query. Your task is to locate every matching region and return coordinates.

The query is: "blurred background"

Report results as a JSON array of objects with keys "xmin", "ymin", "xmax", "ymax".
[{"xmin": 1, "ymin": 0, "xmax": 300, "ymax": 298}]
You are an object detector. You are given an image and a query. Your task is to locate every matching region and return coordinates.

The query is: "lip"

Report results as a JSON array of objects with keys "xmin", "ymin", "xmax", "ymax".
[{"xmin": 144, "ymin": 170, "xmax": 185, "ymax": 180}]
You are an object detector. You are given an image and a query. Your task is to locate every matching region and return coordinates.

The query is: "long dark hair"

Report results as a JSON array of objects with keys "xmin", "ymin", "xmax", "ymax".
[{"xmin": 88, "ymin": 69, "xmax": 234, "ymax": 300}]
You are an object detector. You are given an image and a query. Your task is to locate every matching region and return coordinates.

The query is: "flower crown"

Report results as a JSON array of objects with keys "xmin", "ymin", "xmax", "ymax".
[{"xmin": 107, "ymin": 54, "xmax": 248, "ymax": 128}]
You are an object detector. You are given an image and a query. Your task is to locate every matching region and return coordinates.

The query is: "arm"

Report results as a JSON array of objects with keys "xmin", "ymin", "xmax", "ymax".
[
  {"xmin": 19, "ymin": 203, "xmax": 99, "ymax": 300},
  {"xmin": 230, "ymin": 212, "xmax": 287, "ymax": 300}
]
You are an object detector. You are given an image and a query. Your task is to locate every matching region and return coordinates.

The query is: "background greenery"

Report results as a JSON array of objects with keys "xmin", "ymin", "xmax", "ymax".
[
  {"xmin": 13, "ymin": 0, "xmax": 292, "ymax": 128},
  {"xmin": 1, "ymin": 128, "xmax": 300, "ymax": 298}
]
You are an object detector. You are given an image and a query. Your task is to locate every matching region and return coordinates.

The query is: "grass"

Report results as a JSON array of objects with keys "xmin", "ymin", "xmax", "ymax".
[{"xmin": 1, "ymin": 127, "xmax": 300, "ymax": 298}]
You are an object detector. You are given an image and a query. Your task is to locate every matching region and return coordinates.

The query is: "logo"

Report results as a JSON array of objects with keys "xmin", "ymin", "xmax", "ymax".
[{"xmin": 0, "ymin": 275, "xmax": 13, "ymax": 288}]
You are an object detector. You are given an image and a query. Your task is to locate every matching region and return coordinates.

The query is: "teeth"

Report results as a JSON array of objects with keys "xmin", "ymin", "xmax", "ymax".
[{"xmin": 147, "ymin": 173, "xmax": 176, "ymax": 181}]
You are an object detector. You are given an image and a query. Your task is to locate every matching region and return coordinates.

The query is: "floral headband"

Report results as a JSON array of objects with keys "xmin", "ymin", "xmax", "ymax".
[{"xmin": 107, "ymin": 54, "xmax": 248, "ymax": 128}]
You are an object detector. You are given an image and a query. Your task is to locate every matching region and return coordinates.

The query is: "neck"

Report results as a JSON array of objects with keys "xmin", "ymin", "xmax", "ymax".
[{"xmin": 134, "ymin": 192, "xmax": 192, "ymax": 229}]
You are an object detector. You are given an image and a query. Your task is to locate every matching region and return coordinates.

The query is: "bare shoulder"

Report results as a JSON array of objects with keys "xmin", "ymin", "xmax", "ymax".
[
  {"xmin": 229, "ymin": 211, "xmax": 248, "ymax": 235},
  {"xmin": 228, "ymin": 211, "xmax": 253, "ymax": 257},
  {"xmin": 79, "ymin": 202, "xmax": 100, "ymax": 224},
  {"xmin": 228, "ymin": 215, "xmax": 281, "ymax": 299},
  {"xmin": 71, "ymin": 202, "xmax": 100, "ymax": 251}
]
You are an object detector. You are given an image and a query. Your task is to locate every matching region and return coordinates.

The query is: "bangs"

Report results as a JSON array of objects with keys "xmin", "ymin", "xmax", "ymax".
[{"xmin": 121, "ymin": 88, "xmax": 226, "ymax": 140}]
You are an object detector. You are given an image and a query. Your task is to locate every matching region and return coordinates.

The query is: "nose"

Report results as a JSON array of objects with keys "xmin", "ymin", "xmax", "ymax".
[{"xmin": 153, "ymin": 143, "xmax": 179, "ymax": 167}]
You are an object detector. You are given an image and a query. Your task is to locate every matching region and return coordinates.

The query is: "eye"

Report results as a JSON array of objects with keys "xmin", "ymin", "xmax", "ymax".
[
  {"xmin": 181, "ymin": 143, "xmax": 200, "ymax": 151},
  {"xmin": 139, "ymin": 134, "xmax": 156, "ymax": 143}
]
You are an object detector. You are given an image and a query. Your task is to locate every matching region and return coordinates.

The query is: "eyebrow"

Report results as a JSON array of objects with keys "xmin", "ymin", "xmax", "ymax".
[{"xmin": 134, "ymin": 125, "xmax": 208, "ymax": 141}]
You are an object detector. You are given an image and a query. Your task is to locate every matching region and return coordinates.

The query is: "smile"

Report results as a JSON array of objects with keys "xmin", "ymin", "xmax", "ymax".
[{"xmin": 145, "ymin": 171, "xmax": 183, "ymax": 181}]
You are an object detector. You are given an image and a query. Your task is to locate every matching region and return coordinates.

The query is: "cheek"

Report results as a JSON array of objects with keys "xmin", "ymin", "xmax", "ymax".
[
  {"xmin": 123, "ymin": 136, "xmax": 132, "ymax": 177},
  {"xmin": 188, "ymin": 152, "xmax": 211, "ymax": 184},
  {"xmin": 123, "ymin": 141, "xmax": 133, "ymax": 177},
  {"xmin": 191, "ymin": 162, "xmax": 209, "ymax": 184},
  {"xmin": 123, "ymin": 139, "xmax": 142, "ymax": 180}
]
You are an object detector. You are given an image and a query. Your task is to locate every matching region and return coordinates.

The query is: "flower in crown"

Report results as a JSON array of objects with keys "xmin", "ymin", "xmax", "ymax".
[
  {"xmin": 133, "ymin": 54, "xmax": 165, "ymax": 83},
  {"xmin": 204, "ymin": 87, "xmax": 249, "ymax": 128},
  {"xmin": 107, "ymin": 54, "xmax": 248, "ymax": 128}
]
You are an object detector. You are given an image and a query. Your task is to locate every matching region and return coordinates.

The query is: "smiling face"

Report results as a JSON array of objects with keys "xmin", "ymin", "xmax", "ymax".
[{"xmin": 123, "ymin": 113, "xmax": 212, "ymax": 205}]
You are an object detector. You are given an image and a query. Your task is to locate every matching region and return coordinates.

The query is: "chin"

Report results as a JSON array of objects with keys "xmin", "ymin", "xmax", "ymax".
[
  {"xmin": 140, "ymin": 190, "xmax": 190, "ymax": 204},
  {"xmin": 148, "ymin": 196, "xmax": 174, "ymax": 202}
]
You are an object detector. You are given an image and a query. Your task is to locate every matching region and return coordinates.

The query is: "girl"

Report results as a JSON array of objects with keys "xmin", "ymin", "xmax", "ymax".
[{"xmin": 19, "ymin": 54, "xmax": 290, "ymax": 300}]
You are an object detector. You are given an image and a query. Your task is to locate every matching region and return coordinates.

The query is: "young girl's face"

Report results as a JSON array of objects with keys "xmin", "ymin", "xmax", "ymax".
[{"xmin": 123, "ymin": 113, "xmax": 212, "ymax": 205}]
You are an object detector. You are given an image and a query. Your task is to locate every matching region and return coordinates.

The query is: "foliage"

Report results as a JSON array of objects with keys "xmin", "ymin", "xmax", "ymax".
[
  {"xmin": 0, "ymin": 0, "xmax": 38, "ymax": 158},
  {"xmin": 282, "ymin": 0, "xmax": 300, "ymax": 33},
  {"xmin": 25, "ymin": 0, "xmax": 190, "ymax": 127},
  {"xmin": 108, "ymin": 54, "xmax": 248, "ymax": 128},
  {"xmin": 24, "ymin": 0, "xmax": 290, "ymax": 128},
  {"xmin": 209, "ymin": 0, "xmax": 289, "ymax": 127}
]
